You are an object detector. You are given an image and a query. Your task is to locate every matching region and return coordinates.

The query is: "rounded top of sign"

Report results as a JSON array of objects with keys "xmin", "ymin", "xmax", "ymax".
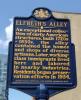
[{"xmin": 32, "ymin": 7, "xmax": 52, "ymax": 20}]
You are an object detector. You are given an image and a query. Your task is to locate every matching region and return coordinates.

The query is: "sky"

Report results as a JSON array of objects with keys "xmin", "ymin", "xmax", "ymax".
[{"xmin": 0, "ymin": 0, "xmax": 81, "ymax": 100}]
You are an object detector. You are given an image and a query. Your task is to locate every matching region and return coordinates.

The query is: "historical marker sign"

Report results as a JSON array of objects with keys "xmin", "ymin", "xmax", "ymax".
[{"xmin": 8, "ymin": 8, "xmax": 77, "ymax": 96}]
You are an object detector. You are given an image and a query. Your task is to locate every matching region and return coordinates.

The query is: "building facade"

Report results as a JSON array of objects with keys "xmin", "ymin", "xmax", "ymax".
[
  {"xmin": 0, "ymin": 54, "xmax": 7, "ymax": 100},
  {"xmin": 50, "ymin": 12, "xmax": 81, "ymax": 100}
]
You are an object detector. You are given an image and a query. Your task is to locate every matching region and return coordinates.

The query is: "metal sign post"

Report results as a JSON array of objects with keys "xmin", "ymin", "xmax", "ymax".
[{"xmin": 35, "ymin": 84, "xmax": 49, "ymax": 100}]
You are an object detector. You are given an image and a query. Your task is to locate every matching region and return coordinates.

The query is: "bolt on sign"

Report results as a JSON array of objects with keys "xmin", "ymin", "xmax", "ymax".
[{"xmin": 7, "ymin": 8, "xmax": 77, "ymax": 97}]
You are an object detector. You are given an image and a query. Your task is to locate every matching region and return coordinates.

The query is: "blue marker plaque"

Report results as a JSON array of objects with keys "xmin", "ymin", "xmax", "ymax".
[{"xmin": 7, "ymin": 8, "xmax": 77, "ymax": 97}]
